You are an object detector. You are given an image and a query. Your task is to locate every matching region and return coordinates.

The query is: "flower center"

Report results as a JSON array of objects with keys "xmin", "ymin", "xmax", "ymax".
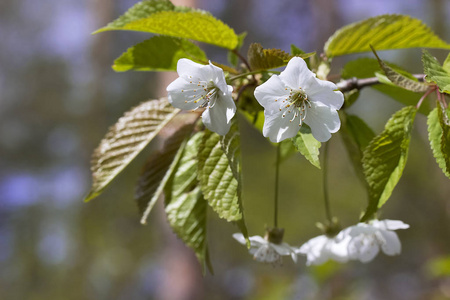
[
  {"xmin": 183, "ymin": 78, "xmax": 219, "ymax": 109},
  {"xmin": 279, "ymin": 87, "xmax": 312, "ymax": 125},
  {"xmin": 265, "ymin": 227, "xmax": 284, "ymax": 245}
]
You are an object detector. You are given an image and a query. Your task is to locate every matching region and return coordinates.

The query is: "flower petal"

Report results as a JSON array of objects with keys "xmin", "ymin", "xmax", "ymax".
[
  {"xmin": 279, "ymin": 57, "xmax": 316, "ymax": 90},
  {"xmin": 209, "ymin": 61, "xmax": 229, "ymax": 93},
  {"xmin": 303, "ymin": 102, "xmax": 341, "ymax": 142},
  {"xmin": 262, "ymin": 110, "xmax": 301, "ymax": 143},
  {"xmin": 378, "ymin": 230, "xmax": 402, "ymax": 256},
  {"xmin": 249, "ymin": 235, "xmax": 267, "ymax": 246},
  {"xmin": 308, "ymin": 88, "xmax": 344, "ymax": 110},
  {"xmin": 253, "ymin": 245, "xmax": 280, "ymax": 263},
  {"xmin": 177, "ymin": 58, "xmax": 211, "ymax": 81},
  {"xmin": 347, "ymin": 223, "xmax": 377, "ymax": 237},
  {"xmin": 254, "ymin": 75, "xmax": 289, "ymax": 114},
  {"xmin": 201, "ymin": 94, "xmax": 235, "ymax": 136},
  {"xmin": 298, "ymin": 235, "xmax": 330, "ymax": 266},
  {"xmin": 167, "ymin": 77, "xmax": 207, "ymax": 110},
  {"xmin": 372, "ymin": 219, "xmax": 410, "ymax": 231},
  {"xmin": 329, "ymin": 235, "xmax": 351, "ymax": 263},
  {"xmin": 232, "ymin": 233, "xmax": 246, "ymax": 245},
  {"xmin": 348, "ymin": 234, "xmax": 379, "ymax": 263}
]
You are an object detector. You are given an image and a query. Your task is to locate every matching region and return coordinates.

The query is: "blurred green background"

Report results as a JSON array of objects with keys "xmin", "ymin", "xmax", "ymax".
[{"xmin": 1, "ymin": 0, "xmax": 450, "ymax": 299}]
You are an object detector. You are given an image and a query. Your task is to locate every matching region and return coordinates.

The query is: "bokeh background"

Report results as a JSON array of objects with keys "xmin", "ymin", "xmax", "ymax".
[{"xmin": 1, "ymin": 0, "xmax": 450, "ymax": 299}]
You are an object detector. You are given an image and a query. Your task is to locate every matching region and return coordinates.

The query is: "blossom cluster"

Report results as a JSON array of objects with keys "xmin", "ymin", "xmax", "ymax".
[
  {"xmin": 233, "ymin": 219, "xmax": 409, "ymax": 266},
  {"xmin": 167, "ymin": 57, "xmax": 343, "ymax": 142},
  {"xmin": 166, "ymin": 58, "xmax": 409, "ymax": 267}
]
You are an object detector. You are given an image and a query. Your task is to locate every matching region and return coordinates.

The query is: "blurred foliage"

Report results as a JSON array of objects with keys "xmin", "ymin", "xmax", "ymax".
[{"xmin": 1, "ymin": 0, "xmax": 450, "ymax": 300}]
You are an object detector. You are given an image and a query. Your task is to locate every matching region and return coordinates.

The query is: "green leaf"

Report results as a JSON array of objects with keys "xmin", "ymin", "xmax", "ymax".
[
  {"xmin": 135, "ymin": 114, "xmax": 198, "ymax": 224},
  {"xmin": 361, "ymin": 106, "xmax": 417, "ymax": 221},
  {"xmin": 325, "ymin": 14, "xmax": 450, "ymax": 57},
  {"xmin": 164, "ymin": 132, "xmax": 212, "ymax": 274},
  {"xmin": 422, "ymin": 50, "xmax": 450, "ymax": 93},
  {"xmin": 95, "ymin": 0, "xmax": 175, "ymax": 32},
  {"xmin": 342, "ymin": 58, "xmax": 431, "ymax": 114},
  {"xmin": 97, "ymin": 9, "xmax": 238, "ymax": 50},
  {"xmin": 291, "ymin": 126, "xmax": 321, "ymax": 169},
  {"xmin": 428, "ymin": 105, "xmax": 450, "ymax": 179},
  {"xmin": 248, "ymin": 43, "xmax": 314, "ymax": 71},
  {"xmin": 290, "ymin": 44, "xmax": 305, "ymax": 55},
  {"xmin": 85, "ymin": 98, "xmax": 179, "ymax": 202},
  {"xmin": 113, "ymin": 36, "xmax": 206, "ymax": 72},
  {"xmin": 438, "ymin": 105, "xmax": 450, "ymax": 175},
  {"xmin": 343, "ymin": 89, "xmax": 360, "ymax": 108},
  {"xmin": 371, "ymin": 46, "xmax": 429, "ymax": 92},
  {"xmin": 197, "ymin": 124, "xmax": 248, "ymax": 238},
  {"xmin": 443, "ymin": 53, "xmax": 450, "ymax": 73},
  {"xmin": 339, "ymin": 112, "xmax": 375, "ymax": 185}
]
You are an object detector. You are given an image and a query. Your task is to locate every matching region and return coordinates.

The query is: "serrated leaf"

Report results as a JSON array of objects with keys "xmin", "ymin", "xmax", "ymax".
[
  {"xmin": 361, "ymin": 106, "xmax": 417, "ymax": 221},
  {"xmin": 443, "ymin": 53, "xmax": 450, "ymax": 73},
  {"xmin": 113, "ymin": 36, "xmax": 206, "ymax": 72},
  {"xmin": 428, "ymin": 106, "xmax": 450, "ymax": 179},
  {"xmin": 422, "ymin": 50, "xmax": 450, "ymax": 93},
  {"xmin": 164, "ymin": 132, "xmax": 212, "ymax": 274},
  {"xmin": 290, "ymin": 44, "xmax": 305, "ymax": 56},
  {"xmin": 98, "ymin": 9, "xmax": 238, "ymax": 50},
  {"xmin": 135, "ymin": 114, "xmax": 198, "ymax": 224},
  {"xmin": 248, "ymin": 43, "xmax": 314, "ymax": 71},
  {"xmin": 325, "ymin": 14, "xmax": 450, "ymax": 57},
  {"xmin": 339, "ymin": 112, "xmax": 375, "ymax": 185},
  {"xmin": 439, "ymin": 105, "xmax": 450, "ymax": 175},
  {"xmin": 85, "ymin": 98, "xmax": 180, "ymax": 202},
  {"xmin": 95, "ymin": 0, "xmax": 175, "ymax": 32},
  {"xmin": 342, "ymin": 58, "xmax": 431, "ymax": 114},
  {"xmin": 198, "ymin": 127, "xmax": 247, "ymax": 227},
  {"xmin": 371, "ymin": 46, "xmax": 429, "ymax": 92},
  {"xmin": 291, "ymin": 126, "xmax": 321, "ymax": 169}
]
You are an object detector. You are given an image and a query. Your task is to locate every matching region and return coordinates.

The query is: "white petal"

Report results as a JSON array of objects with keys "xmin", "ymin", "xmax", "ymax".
[
  {"xmin": 201, "ymin": 95, "xmax": 235, "ymax": 136},
  {"xmin": 308, "ymin": 88, "xmax": 344, "ymax": 110},
  {"xmin": 254, "ymin": 75, "xmax": 290, "ymax": 114},
  {"xmin": 167, "ymin": 78, "xmax": 206, "ymax": 110},
  {"xmin": 279, "ymin": 57, "xmax": 316, "ymax": 90},
  {"xmin": 262, "ymin": 110, "xmax": 301, "ymax": 143},
  {"xmin": 253, "ymin": 245, "xmax": 279, "ymax": 263},
  {"xmin": 348, "ymin": 234, "xmax": 379, "ymax": 263},
  {"xmin": 347, "ymin": 223, "xmax": 377, "ymax": 237},
  {"xmin": 232, "ymin": 233, "xmax": 246, "ymax": 245},
  {"xmin": 298, "ymin": 235, "xmax": 330, "ymax": 266},
  {"xmin": 221, "ymin": 92, "xmax": 237, "ymax": 123},
  {"xmin": 378, "ymin": 230, "xmax": 402, "ymax": 256},
  {"xmin": 209, "ymin": 61, "xmax": 229, "ymax": 93},
  {"xmin": 248, "ymin": 235, "xmax": 267, "ymax": 246},
  {"xmin": 177, "ymin": 58, "xmax": 209, "ymax": 81},
  {"xmin": 372, "ymin": 219, "xmax": 410, "ymax": 231},
  {"xmin": 329, "ymin": 235, "xmax": 351, "ymax": 262},
  {"xmin": 303, "ymin": 102, "xmax": 341, "ymax": 142}
]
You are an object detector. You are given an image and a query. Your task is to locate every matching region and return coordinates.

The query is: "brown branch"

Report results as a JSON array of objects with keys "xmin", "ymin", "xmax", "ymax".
[{"xmin": 336, "ymin": 74, "xmax": 426, "ymax": 93}]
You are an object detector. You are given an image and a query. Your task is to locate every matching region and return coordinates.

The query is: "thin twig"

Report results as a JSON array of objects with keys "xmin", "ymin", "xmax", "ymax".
[
  {"xmin": 336, "ymin": 74, "xmax": 426, "ymax": 93},
  {"xmin": 274, "ymin": 143, "xmax": 281, "ymax": 228},
  {"xmin": 322, "ymin": 142, "xmax": 332, "ymax": 223},
  {"xmin": 232, "ymin": 49, "xmax": 252, "ymax": 71}
]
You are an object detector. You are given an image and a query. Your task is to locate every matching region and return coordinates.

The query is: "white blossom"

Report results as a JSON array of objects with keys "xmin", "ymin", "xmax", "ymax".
[
  {"xmin": 167, "ymin": 58, "xmax": 236, "ymax": 135},
  {"xmin": 254, "ymin": 57, "xmax": 344, "ymax": 143},
  {"xmin": 346, "ymin": 219, "xmax": 409, "ymax": 263},
  {"xmin": 233, "ymin": 233, "xmax": 297, "ymax": 264},
  {"xmin": 297, "ymin": 229, "xmax": 352, "ymax": 266}
]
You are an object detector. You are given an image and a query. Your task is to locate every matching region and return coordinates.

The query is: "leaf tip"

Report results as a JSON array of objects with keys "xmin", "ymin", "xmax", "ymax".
[{"xmin": 83, "ymin": 191, "xmax": 97, "ymax": 203}]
